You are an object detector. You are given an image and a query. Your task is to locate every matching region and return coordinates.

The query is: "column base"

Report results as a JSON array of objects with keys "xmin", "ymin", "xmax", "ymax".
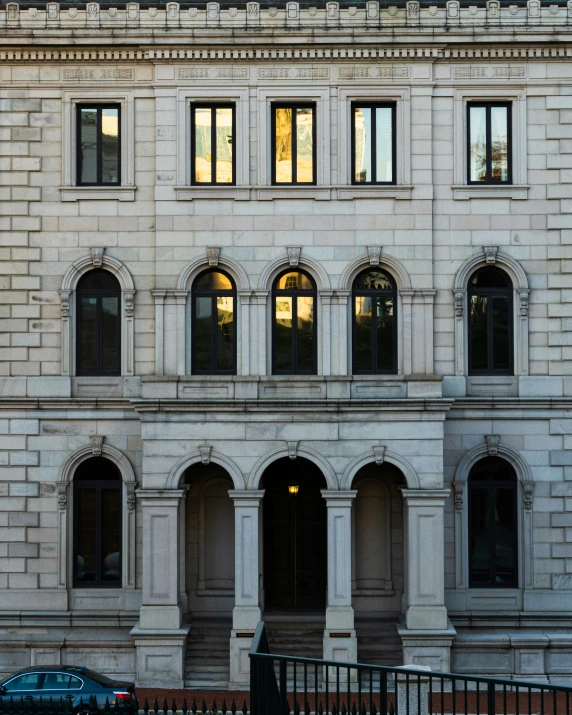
[
  {"xmin": 397, "ymin": 620, "xmax": 456, "ymax": 672},
  {"xmin": 131, "ymin": 624, "xmax": 190, "ymax": 688},
  {"xmin": 323, "ymin": 630, "xmax": 358, "ymax": 684},
  {"xmin": 229, "ymin": 630, "xmax": 257, "ymax": 689}
]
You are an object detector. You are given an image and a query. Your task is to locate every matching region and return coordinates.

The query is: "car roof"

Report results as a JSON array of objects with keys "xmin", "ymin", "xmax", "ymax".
[{"xmin": 10, "ymin": 667, "xmax": 88, "ymax": 675}]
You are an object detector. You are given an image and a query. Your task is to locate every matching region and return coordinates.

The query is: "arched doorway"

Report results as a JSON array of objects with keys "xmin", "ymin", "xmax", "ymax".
[{"xmin": 262, "ymin": 457, "xmax": 327, "ymax": 611}]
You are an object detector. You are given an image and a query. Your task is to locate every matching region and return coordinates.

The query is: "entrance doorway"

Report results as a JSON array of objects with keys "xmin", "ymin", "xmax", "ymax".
[{"xmin": 262, "ymin": 458, "xmax": 327, "ymax": 610}]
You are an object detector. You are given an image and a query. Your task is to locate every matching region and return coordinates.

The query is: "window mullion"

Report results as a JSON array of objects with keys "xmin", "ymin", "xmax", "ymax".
[
  {"xmin": 489, "ymin": 486, "xmax": 496, "ymax": 585},
  {"xmin": 485, "ymin": 106, "xmax": 492, "ymax": 184},
  {"xmin": 211, "ymin": 107, "xmax": 216, "ymax": 184},
  {"xmin": 95, "ymin": 485, "xmax": 102, "ymax": 586},
  {"xmin": 371, "ymin": 108, "xmax": 377, "ymax": 185},
  {"xmin": 372, "ymin": 294, "xmax": 377, "ymax": 373},
  {"xmin": 97, "ymin": 108, "xmax": 102, "ymax": 186},
  {"xmin": 292, "ymin": 110, "xmax": 297, "ymax": 185},
  {"xmin": 212, "ymin": 294, "xmax": 218, "ymax": 373},
  {"xmin": 96, "ymin": 295, "xmax": 102, "ymax": 375},
  {"xmin": 292, "ymin": 293, "xmax": 298, "ymax": 373}
]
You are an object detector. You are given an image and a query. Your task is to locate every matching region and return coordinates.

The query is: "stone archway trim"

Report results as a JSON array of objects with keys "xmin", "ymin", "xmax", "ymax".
[
  {"xmin": 338, "ymin": 252, "xmax": 413, "ymax": 291},
  {"xmin": 166, "ymin": 450, "xmax": 246, "ymax": 490},
  {"xmin": 176, "ymin": 254, "xmax": 251, "ymax": 291},
  {"xmin": 340, "ymin": 450, "xmax": 421, "ymax": 490},
  {"xmin": 247, "ymin": 445, "xmax": 338, "ymax": 490},
  {"xmin": 257, "ymin": 254, "xmax": 331, "ymax": 291}
]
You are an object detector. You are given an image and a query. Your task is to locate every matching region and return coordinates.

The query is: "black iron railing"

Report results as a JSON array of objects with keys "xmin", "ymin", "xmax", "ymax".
[
  {"xmin": 249, "ymin": 621, "xmax": 572, "ymax": 715},
  {"xmin": 0, "ymin": 696, "xmax": 139, "ymax": 715}
]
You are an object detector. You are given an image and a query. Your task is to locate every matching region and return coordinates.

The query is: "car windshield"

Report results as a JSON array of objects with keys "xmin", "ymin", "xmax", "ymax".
[{"xmin": 77, "ymin": 669, "xmax": 116, "ymax": 687}]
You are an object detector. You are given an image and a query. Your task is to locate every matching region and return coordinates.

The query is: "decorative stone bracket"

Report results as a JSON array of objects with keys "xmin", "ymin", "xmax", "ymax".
[
  {"xmin": 91, "ymin": 247, "xmax": 104, "ymax": 267},
  {"xmin": 523, "ymin": 481, "xmax": 534, "ymax": 511},
  {"xmin": 199, "ymin": 445, "xmax": 212, "ymax": 464},
  {"xmin": 206, "ymin": 247, "xmax": 220, "ymax": 267},
  {"xmin": 287, "ymin": 441, "xmax": 299, "ymax": 460},
  {"xmin": 287, "ymin": 247, "xmax": 301, "ymax": 267},
  {"xmin": 367, "ymin": 245, "xmax": 382, "ymax": 266},
  {"xmin": 373, "ymin": 445, "xmax": 385, "ymax": 465},
  {"xmin": 453, "ymin": 481, "xmax": 465, "ymax": 510},
  {"xmin": 485, "ymin": 434, "xmax": 500, "ymax": 456},
  {"xmin": 483, "ymin": 246, "xmax": 498, "ymax": 264},
  {"xmin": 56, "ymin": 482, "xmax": 68, "ymax": 511},
  {"xmin": 90, "ymin": 435, "xmax": 104, "ymax": 456}
]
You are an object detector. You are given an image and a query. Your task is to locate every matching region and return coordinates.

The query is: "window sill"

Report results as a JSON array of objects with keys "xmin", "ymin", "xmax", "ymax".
[
  {"xmin": 336, "ymin": 185, "xmax": 413, "ymax": 200},
  {"xmin": 60, "ymin": 186, "xmax": 137, "ymax": 202},
  {"xmin": 174, "ymin": 186, "xmax": 251, "ymax": 201},
  {"xmin": 452, "ymin": 185, "xmax": 529, "ymax": 201},
  {"xmin": 255, "ymin": 185, "xmax": 332, "ymax": 201},
  {"xmin": 466, "ymin": 375, "xmax": 518, "ymax": 397}
]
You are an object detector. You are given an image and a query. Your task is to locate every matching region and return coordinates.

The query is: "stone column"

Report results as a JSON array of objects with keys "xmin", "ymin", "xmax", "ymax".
[
  {"xmin": 333, "ymin": 290, "xmax": 350, "ymax": 376},
  {"xmin": 321, "ymin": 490, "xmax": 357, "ymax": 672},
  {"xmin": 399, "ymin": 489, "xmax": 455, "ymax": 672},
  {"xmin": 173, "ymin": 290, "xmax": 188, "ymax": 376},
  {"xmin": 320, "ymin": 290, "xmax": 333, "ymax": 376},
  {"xmin": 151, "ymin": 291, "xmax": 167, "ymax": 376},
  {"xmin": 253, "ymin": 290, "xmax": 268, "ymax": 376},
  {"xmin": 400, "ymin": 289, "xmax": 415, "ymax": 375},
  {"xmin": 131, "ymin": 489, "xmax": 190, "ymax": 688},
  {"xmin": 228, "ymin": 490, "xmax": 264, "ymax": 688},
  {"xmin": 238, "ymin": 290, "xmax": 252, "ymax": 376}
]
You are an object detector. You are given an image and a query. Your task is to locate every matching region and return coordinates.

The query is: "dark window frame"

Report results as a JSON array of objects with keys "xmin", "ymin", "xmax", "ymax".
[
  {"xmin": 76, "ymin": 104, "xmax": 121, "ymax": 187},
  {"xmin": 73, "ymin": 470, "xmax": 122, "ymax": 589},
  {"xmin": 467, "ymin": 268, "xmax": 513, "ymax": 376},
  {"xmin": 271, "ymin": 102, "xmax": 317, "ymax": 186},
  {"xmin": 76, "ymin": 271, "xmax": 122, "ymax": 377},
  {"xmin": 190, "ymin": 103, "xmax": 236, "ymax": 186},
  {"xmin": 272, "ymin": 268, "xmax": 318, "ymax": 375},
  {"xmin": 191, "ymin": 268, "xmax": 237, "ymax": 375},
  {"xmin": 467, "ymin": 101, "xmax": 512, "ymax": 185},
  {"xmin": 468, "ymin": 459, "xmax": 518, "ymax": 589},
  {"xmin": 352, "ymin": 268, "xmax": 398, "ymax": 375},
  {"xmin": 350, "ymin": 102, "xmax": 397, "ymax": 186}
]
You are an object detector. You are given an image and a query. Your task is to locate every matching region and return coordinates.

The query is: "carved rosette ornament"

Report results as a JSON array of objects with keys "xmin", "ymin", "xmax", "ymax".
[
  {"xmin": 123, "ymin": 292, "xmax": 135, "ymax": 318},
  {"xmin": 287, "ymin": 247, "xmax": 301, "ymax": 267},
  {"xmin": 454, "ymin": 291, "xmax": 464, "ymax": 318},
  {"xmin": 126, "ymin": 483, "xmax": 137, "ymax": 511},
  {"xmin": 485, "ymin": 434, "xmax": 500, "ymax": 456},
  {"xmin": 453, "ymin": 481, "xmax": 465, "ymax": 510},
  {"xmin": 56, "ymin": 483, "xmax": 68, "ymax": 511},
  {"xmin": 199, "ymin": 445, "xmax": 212, "ymax": 465},
  {"xmin": 367, "ymin": 245, "xmax": 382, "ymax": 267},
  {"xmin": 59, "ymin": 290, "xmax": 71, "ymax": 318},
  {"xmin": 206, "ymin": 246, "xmax": 220, "ymax": 267},
  {"xmin": 522, "ymin": 481, "xmax": 534, "ymax": 511},
  {"xmin": 90, "ymin": 436, "xmax": 104, "ymax": 457},
  {"xmin": 483, "ymin": 246, "xmax": 498, "ymax": 264},
  {"xmin": 90, "ymin": 247, "xmax": 104, "ymax": 267},
  {"xmin": 519, "ymin": 291, "xmax": 530, "ymax": 318},
  {"xmin": 373, "ymin": 445, "xmax": 385, "ymax": 465},
  {"xmin": 287, "ymin": 441, "xmax": 299, "ymax": 460}
]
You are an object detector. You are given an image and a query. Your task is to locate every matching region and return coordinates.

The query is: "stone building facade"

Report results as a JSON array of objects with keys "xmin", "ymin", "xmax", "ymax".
[{"xmin": 1, "ymin": 0, "xmax": 572, "ymax": 689}]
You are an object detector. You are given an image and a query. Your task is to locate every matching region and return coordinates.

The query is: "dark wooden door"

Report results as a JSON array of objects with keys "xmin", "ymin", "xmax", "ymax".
[{"xmin": 263, "ymin": 460, "xmax": 327, "ymax": 610}]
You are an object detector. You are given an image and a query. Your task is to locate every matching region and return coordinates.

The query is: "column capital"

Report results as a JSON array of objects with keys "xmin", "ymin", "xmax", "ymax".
[
  {"xmin": 229, "ymin": 489, "xmax": 265, "ymax": 505},
  {"xmin": 136, "ymin": 488, "xmax": 187, "ymax": 506},
  {"xmin": 321, "ymin": 489, "xmax": 357, "ymax": 505},
  {"xmin": 401, "ymin": 488, "xmax": 450, "ymax": 505}
]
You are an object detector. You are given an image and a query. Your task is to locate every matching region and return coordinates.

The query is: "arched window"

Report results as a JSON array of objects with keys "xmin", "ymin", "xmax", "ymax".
[
  {"xmin": 352, "ymin": 268, "xmax": 397, "ymax": 374},
  {"xmin": 468, "ymin": 267, "xmax": 512, "ymax": 375},
  {"xmin": 76, "ymin": 269, "xmax": 121, "ymax": 376},
  {"xmin": 73, "ymin": 457, "xmax": 122, "ymax": 588},
  {"xmin": 469, "ymin": 456, "xmax": 518, "ymax": 588},
  {"xmin": 192, "ymin": 269, "xmax": 236, "ymax": 374},
  {"xmin": 272, "ymin": 269, "xmax": 317, "ymax": 374}
]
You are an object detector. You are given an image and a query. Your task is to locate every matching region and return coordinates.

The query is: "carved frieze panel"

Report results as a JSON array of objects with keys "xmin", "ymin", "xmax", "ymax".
[
  {"xmin": 62, "ymin": 68, "xmax": 134, "ymax": 81},
  {"xmin": 339, "ymin": 65, "xmax": 410, "ymax": 80},
  {"xmin": 454, "ymin": 65, "xmax": 526, "ymax": 79},
  {"xmin": 258, "ymin": 67, "xmax": 329, "ymax": 79},
  {"xmin": 177, "ymin": 67, "xmax": 248, "ymax": 79}
]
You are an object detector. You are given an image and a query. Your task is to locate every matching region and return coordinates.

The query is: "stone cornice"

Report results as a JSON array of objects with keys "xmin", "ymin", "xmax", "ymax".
[{"xmin": 1, "ymin": 44, "xmax": 571, "ymax": 63}]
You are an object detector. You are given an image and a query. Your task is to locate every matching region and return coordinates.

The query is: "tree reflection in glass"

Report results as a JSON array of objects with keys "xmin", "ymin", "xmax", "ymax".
[
  {"xmin": 353, "ymin": 269, "xmax": 396, "ymax": 374},
  {"xmin": 274, "ymin": 106, "xmax": 314, "ymax": 184},
  {"xmin": 273, "ymin": 270, "xmax": 316, "ymax": 374},
  {"xmin": 469, "ymin": 103, "xmax": 510, "ymax": 184},
  {"xmin": 192, "ymin": 269, "xmax": 235, "ymax": 374}
]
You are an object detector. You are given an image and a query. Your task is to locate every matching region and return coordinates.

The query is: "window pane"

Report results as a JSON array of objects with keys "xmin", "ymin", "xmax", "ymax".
[
  {"xmin": 354, "ymin": 107, "xmax": 371, "ymax": 183},
  {"xmin": 79, "ymin": 108, "xmax": 98, "ymax": 184},
  {"xmin": 296, "ymin": 296, "xmax": 314, "ymax": 371},
  {"xmin": 196, "ymin": 270, "xmax": 233, "ymax": 291},
  {"xmin": 215, "ymin": 107, "xmax": 233, "ymax": 184},
  {"xmin": 470, "ymin": 294, "xmax": 488, "ymax": 371},
  {"xmin": 470, "ymin": 487, "xmax": 490, "ymax": 585},
  {"xmin": 357, "ymin": 269, "xmax": 394, "ymax": 291},
  {"xmin": 493, "ymin": 487, "xmax": 516, "ymax": 584},
  {"xmin": 101, "ymin": 487, "xmax": 121, "ymax": 582},
  {"xmin": 78, "ymin": 296, "xmax": 97, "ymax": 373},
  {"xmin": 355, "ymin": 296, "xmax": 372, "ymax": 371},
  {"xmin": 376, "ymin": 296, "xmax": 394, "ymax": 371},
  {"xmin": 490, "ymin": 106, "xmax": 509, "ymax": 182},
  {"xmin": 195, "ymin": 296, "xmax": 213, "ymax": 371},
  {"xmin": 5, "ymin": 674, "xmax": 41, "ymax": 692},
  {"xmin": 216, "ymin": 296, "xmax": 234, "ymax": 371},
  {"xmin": 376, "ymin": 108, "xmax": 393, "ymax": 182},
  {"xmin": 276, "ymin": 271, "xmax": 313, "ymax": 291},
  {"xmin": 469, "ymin": 106, "xmax": 487, "ymax": 182},
  {"xmin": 42, "ymin": 673, "xmax": 80, "ymax": 690},
  {"xmin": 296, "ymin": 107, "xmax": 313, "ymax": 183},
  {"xmin": 275, "ymin": 108, "xmax": 293, "ymax": 183},
  {"xmin": 101, "ymin": 296, "xmax": 120, "ymax": 374},
  {"xmin": 101, "ymin": 108, "xmax": 119, "ymax": 184},
  {"xmin": 194, "ymin": 107, "xmax": 213, "ymax": 183},
  {"xmin": 76, "ymin": 487, "xmax": 97, "ymax": 583},
  {"xmin": 492, "ymin": 295, "xmax": 510, "ymax": 371},
  {"xmin": 275, "ymin": 296, "xmax": 293, "ymax": 371}
]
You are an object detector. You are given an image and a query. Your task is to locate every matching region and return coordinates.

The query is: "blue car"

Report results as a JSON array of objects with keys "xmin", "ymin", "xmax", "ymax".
[{"xmin": 0, "ymin": 666, "xmax": 137, "ymax": 713}]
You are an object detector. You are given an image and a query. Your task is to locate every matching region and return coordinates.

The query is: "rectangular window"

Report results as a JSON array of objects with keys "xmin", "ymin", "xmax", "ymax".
[
  {"xmin": 467, "ymin": 102, "xmax": 511, "ymax": 184},
  {"xmin": 352, "ymin": 103, "xmax": 396, "ymax": 184},
  {"xmin": 77, "ymin": 105, "xmax": 120, "ymax": 186},
  {"xmin": 191, "ymin": 104, "xmax": 235, "ymax": 185},
  {"xmin": 272, "ymin": 103, "xmax": 316, "ymax": 185}
]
